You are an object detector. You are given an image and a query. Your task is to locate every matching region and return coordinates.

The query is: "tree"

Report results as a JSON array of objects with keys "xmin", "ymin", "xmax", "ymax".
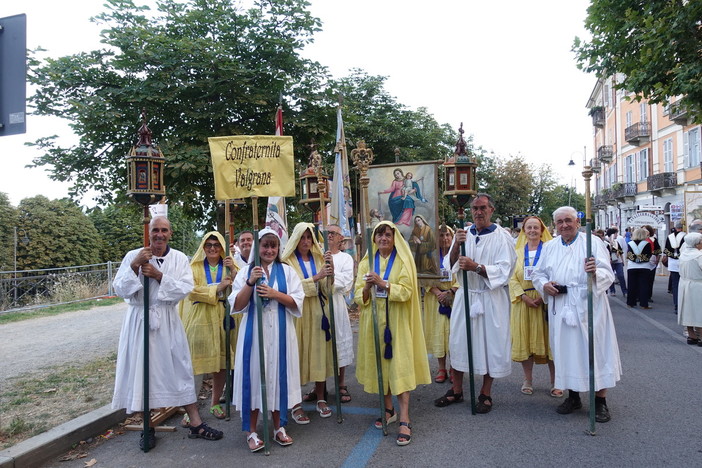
[
  {"xmin": 477, "ymin": 153, "xmax": 535, "ymax": 225},
  {"xmin": 16, "ymin": 196, "xmax": 102, "ymax": 270},
  {"xmin": 539, "ymin": 185, "xmax": 586, "ymax": 227},
  {"xmin": 28, "ymin": 0, "xmax": 326, "ymax": 225},
  {"xmin": 0, "ymin": 193, "xmax": 19, "ymax": 271},
  {"xmin": 573, "ymin": 0, "xmax": 702, "ymax": 121}
]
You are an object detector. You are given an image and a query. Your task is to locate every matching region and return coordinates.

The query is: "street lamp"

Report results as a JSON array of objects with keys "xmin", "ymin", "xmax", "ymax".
[
  {"xmin": 567, "ymin": 158, "xmax": 576, "ymax": 207},
  {"xmin": 13, "ymin": 227, "xmax": 29, "ymax": 304}
]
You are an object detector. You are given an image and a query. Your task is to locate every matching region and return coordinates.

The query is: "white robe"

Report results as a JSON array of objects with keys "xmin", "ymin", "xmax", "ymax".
[
  {"xmin": 331, "ymin": 251, "xmax": 355, "ymax": 368},
  {"xmin": 111, "ymin": 247, "xmax": 196, "ymax": 413},
  {"xmin": 228, "ymin": 263, "xmax": 304, "ymax": 412},
  {"xmin": 445, "ymin": 226, "xmax": 516, "ymax": 377},
  {"xmin": 677, "ymin": 247, "xmax": 702, "ymax": 327},
  {"xmin": 532, "ymin": 234, "xmax": 622, "ymax": 391}
]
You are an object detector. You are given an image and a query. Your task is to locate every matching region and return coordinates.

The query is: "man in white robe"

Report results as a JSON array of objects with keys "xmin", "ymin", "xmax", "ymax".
[
  {"xmin": 434, "ymin": 194, "xmax": 516, "ymax": 413},
  {"xmin": 326, "ymin": 224, "xmax": 355, "ymax": 402},
  {"xmin": 112, "ymin": 216, "xmax": 223, "ymax": 449},
  {"xmin": 532, "ymin": 206, "xmax": 621, "ymax": 423},
  {"xmin": 233, "ymin": 230, "xmax": 254, "ymax": 269}
]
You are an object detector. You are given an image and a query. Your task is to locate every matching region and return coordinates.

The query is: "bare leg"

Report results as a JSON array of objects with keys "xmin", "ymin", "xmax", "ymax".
[
  {"xmin": 438, "ymin": 356, "xmax": 447, "ymax": 371},
  {"xmin": 521, "ymin": 356, "xmax": 534, "ymax": 383},
  {"xmin": 480, "ymin": 375, "xmax": 494, "ymax": 400},
  {"xmin": 315, "ymin": 381, "xmax": 329, "ymax": 412},
  {"xmin": 246, "ymin": 409, "xmax": 261, "ymax": 450},
  {"xmin": 211, "ymin": 370, "xmax": 225, "ymax": 407},
  {"xmin": 451, "ymin": 368, "xmax": 464, "ymax": 394},
  {"xmin": 396, "ymin": 391, "xmax": 411, "ymax": 437}
]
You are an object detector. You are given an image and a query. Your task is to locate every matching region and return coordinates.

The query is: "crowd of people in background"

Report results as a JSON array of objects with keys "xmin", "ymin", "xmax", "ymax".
[{"xmin": 108, "ymin": 202, "xmax": 702, "ymax": 452}]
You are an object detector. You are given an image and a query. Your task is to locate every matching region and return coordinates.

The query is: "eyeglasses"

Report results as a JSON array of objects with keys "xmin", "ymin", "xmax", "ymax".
[{"xmin": 204, "ymin": 243, "xmax": 221, "ymax": 249}]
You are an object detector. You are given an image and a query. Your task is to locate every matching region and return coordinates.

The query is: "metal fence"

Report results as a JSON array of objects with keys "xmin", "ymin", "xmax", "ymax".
[{"xmin": 0, "ymin": 262, "xmax": 121, "ymax": 313}]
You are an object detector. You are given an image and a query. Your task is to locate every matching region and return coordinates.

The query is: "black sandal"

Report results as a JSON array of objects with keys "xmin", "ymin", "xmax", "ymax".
[
  {"xmin": 396, "ymin": 422, "xmax": 412, "ymax": 446},
  {"xmin": 139, "ymin": 427, "xmax": 156, "ymax": 450},
  {"xmin": 434, "ymin": 388, "xmax": 464, "ymax": 407},
  {"xmin": 374, "ymin": 407, "xmax": 397, "ymax": 429},
  {"xmin": 475, "ymin": 394, "xmax": 493, "ymax": 414},
  {"xmin": 188, "ymin": 422, "xmax": 224, "ymax": 440},
  {"xmin": 338, "ymin": 386, "xmax": 352, "ymax": 403}
]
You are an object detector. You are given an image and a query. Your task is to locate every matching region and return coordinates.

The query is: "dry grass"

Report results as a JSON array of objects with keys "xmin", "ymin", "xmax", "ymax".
[{"xmin": 0, "ymin": 353, "xmax": 117, "ymax": 449}]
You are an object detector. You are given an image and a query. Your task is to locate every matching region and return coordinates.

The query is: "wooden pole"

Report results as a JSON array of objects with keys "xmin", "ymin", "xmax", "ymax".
[{"xmin": 224, "ymin": 200, "xmax": 232, "ymax": 420}]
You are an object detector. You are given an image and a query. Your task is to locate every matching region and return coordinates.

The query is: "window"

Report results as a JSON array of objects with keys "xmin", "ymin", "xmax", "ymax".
[
  {"xmin": 640, "ymin": 102, "xmax": 648, "ymax": 122},
  {"xmin": 663, "ymin": 138, "xmax": 673, "ymax": 172},
  {"xmin": 608, "ymin": 165, "xmax": 617, "ymax": 186},
  {"xmin": 626, "ymin": 111, "xmax": 632, "ymax": 128},
  {"xmin": 687, "ymin": 128, "xmax": 700, "ymax": 168},
  {"xmin": 626, "ymin": 154, "xmax": 634, "ymax": 183},
  {"xmin": 638, "ymin": 148, "xmax": 649, "ymax": 180}
]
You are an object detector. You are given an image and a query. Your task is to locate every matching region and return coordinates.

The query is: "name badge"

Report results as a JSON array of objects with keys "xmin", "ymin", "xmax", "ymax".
[
  {"xmin": 440, "ymin": 268, "xmax": 451, "ymax": 282},
  {"xmin": 375, "ymin": 285, "xmax": 388, "ymax": 298},
  {"xmin": 523, "ymin": 267, "xmax": 534, "ymax": 281}
]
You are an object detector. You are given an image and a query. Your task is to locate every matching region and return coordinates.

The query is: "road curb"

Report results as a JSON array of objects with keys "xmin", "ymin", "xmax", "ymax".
[{"xmin": 0, "ymin": 405, "xmax": 125, "ymax": 468}]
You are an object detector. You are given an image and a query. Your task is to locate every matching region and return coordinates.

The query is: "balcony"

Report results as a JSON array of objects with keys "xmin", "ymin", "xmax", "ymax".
[
  {"xmin": 611, "ymin": 182, "xmax": 637, "ymax": 202},
  {"xmin": 625, "ymin": 122, "xmax": 651, "ymax": 145},
  {"xmin": 590, "ymin": 107, "xmax": 605, "ymax": 128},
  {"xmin": 594, "ymin": 194, "xmax": 606, "ymax": 208},
  {"xmin": 669, "ymin": 101, "xmax": 689, "ymax": 126},
  {"xmin": 647, "ymin": 172, "xmax": 677, "ymax": 196},
  {"xmin": 599, "ymin": 188, "xmax": 617, "ymax": 206},
  {"xmin": 598, "ymin": 145, "xmax": 613, "ymax": 163},
  {"xmin": 589, "ymin": 158, "xmax": 601, "ymax": 174}
]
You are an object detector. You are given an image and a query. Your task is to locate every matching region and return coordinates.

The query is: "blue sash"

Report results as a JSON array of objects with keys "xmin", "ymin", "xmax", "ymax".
[
  {"xmin": 241, "ymin": 262, "xmax": 288, "ymax": 430},
  {"xmin": 374, "ymin": 249, "xmax": 397, "ymax": 359},
  {"xmin": 294, "ymin": 250, "xmax": 331, "ymax": 341},
  {"xmin": 524, "ymin": 241, "xmax": 543, "ymax": 267}
]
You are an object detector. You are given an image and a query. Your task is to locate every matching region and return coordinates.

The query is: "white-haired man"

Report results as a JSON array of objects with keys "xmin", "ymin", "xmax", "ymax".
[{"xmin": 532, "ymin": 207, "xmax": 622, "ymax": 423}]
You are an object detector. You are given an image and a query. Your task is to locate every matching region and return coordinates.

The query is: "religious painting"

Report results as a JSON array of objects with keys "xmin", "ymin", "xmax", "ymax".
[
  {"xmin": 367, "ymin": 161, "xmax": 441, "ymax": 278},
  {"xmin": 684, "ymin": 191, "xmax": 702, "ymax": 231}
]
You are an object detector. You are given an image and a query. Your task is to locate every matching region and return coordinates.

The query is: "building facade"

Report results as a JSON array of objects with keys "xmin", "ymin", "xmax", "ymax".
[{"xmin": 587, "ymin": 75, "xmax": 702, "ymax": 237}]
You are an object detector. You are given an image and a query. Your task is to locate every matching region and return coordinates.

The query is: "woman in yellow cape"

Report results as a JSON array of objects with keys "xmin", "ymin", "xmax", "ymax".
[
  {"xmin": 509, "ymin": 216, "xmax": 561, "ymax": 397},
  {"xmin": 180, "ymin": 231, "xmax": 238, "ymax": 420},
  {"xmin": 280, "ymin": 222, "xmax": 334, "ymax": 420},
  {"xmin": 354, "ymin": 221, "xmax": 430, "ymax": 446}
]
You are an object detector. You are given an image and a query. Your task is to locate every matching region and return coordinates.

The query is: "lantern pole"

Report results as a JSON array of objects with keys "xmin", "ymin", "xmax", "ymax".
[
  {"xmin": 224, "ymin": 199, "xmax": 232, "ymax": 420},
  {"xmin": 582, "ymin": 163, "xmax": 597, "ymax": 436},
  {"xmin": 351, "ymin": 141, "xmax": 387, "ymax": 435}
]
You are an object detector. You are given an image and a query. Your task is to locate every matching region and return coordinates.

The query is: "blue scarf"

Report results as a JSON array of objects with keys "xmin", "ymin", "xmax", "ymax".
[
  {"xmin": 294, "ymin": 250, "xmax": 331, "ymax": 341},
  {"xmin": 241, "ymin": 262, "xmax": 288, "ymax": 430},
  {"xmin": 374, "ymin": 248, "xmax": 397, "ymax": 359}
]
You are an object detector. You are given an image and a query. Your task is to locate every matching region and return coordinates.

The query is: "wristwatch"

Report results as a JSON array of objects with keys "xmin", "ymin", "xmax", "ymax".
[{"xmin": 475, "ymin": 264, "xmax": 483, "ymax": 275}]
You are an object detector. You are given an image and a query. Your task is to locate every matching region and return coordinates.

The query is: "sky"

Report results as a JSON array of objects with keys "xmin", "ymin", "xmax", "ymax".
[{"xmin": 0, "ymin": 0, "xmax": 594, "ymax": 208}]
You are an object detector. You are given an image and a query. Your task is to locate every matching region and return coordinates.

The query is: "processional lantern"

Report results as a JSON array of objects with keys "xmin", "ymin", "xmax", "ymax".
[
  {"xmin": 298, "ymin": 142, "xmax": 329, "ymax": 217},
  {"xmin": 125, "ymin": 111, "xmax": 166, "ymax": 207},
  {"xmin": 443, "ymin": 122, "xmax": 478, "ymax": 211}
]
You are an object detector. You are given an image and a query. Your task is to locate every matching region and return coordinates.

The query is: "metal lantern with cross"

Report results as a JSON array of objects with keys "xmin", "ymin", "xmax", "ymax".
[
  {"xmin": 299, "ymin": 142, "xmax": 329, "ymax": 218},
  {"xmin": 126, "ymin": 111, "xmax": 166, "ymax": 207},
  {"xmin": 443, "ymin": 122, "xmax": 478, "ymax": 210}
]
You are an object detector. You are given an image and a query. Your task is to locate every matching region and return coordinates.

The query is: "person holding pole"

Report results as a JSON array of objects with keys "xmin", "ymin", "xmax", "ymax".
[
  {"xmin": 229, "ymin": 228, "xmax": 304, "ymax": 451},
  {"xmin": 354, "ymin": 221, "xmax": 430, "ymax": 446},
  {"xmin": 326, "ymin": 223, "xmax": 355, "ymax": 403},
  {"xmin": 179, "ymin": 231, "xmax": 236, "ymax": 422},
  {"xmin": 434, "ymin": 194, "xmax": 516, "ymax": 413},
  {"xmin": 281, "ymin": 222, "xmax": 335, "ymax": 419},
  {"xmin": 233, "ymin": 230, "xmax": 254, "ymax": 269},
  {"xmin": 112, "ymin": 216, "xmax": 223, "ymax": 450},
  {"xmin": 531, "ymin": 206, "xmax": 621, "ymax": 423}
]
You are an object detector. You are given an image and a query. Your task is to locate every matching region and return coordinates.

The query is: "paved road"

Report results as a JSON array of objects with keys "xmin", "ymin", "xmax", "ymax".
[{"xmin": 38, "ymin": 276, "xmax": 702, "ymax": 467}]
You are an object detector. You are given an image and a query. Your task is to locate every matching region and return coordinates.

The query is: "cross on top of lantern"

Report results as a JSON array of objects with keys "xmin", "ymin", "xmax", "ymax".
[
  {"xmin": 125, "ymin": 110, "xmax": 166, "ymax": 207},
  {"xmin": 299, "ymin": 141, "xmax": 329, "ymax": 214},
  {"xmin": 443, "ymin": 122, "xmax": 478, "ymax": 208}
]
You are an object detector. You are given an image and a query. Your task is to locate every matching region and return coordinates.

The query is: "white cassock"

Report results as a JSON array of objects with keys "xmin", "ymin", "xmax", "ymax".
[
  {"xmin": 233, "ymin": 251, "xmax": 251, "ymax": 270},
  {"xmin": 112, "ymin": 247, "xmax": 196, "ymax": 413},
  {"xmin": 532, "ymin": 234, "xmax": 622, "ymax": 391},
  {"xmin": 444, "ymin": 225, "xmax": 516, "ymax": 377},
  {"xmin": 331, "ymin": 251, "xmax": 355, "ymax": 367},
  {"xmin": 228, "ymin": 263, "xmax": 304, "ymax": 412}
]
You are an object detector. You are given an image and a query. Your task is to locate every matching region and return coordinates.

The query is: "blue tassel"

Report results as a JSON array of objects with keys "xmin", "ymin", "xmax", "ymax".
[
  {"xmin": 321, "ymin": 313, "xmax": 331, "ymax": 341},
  {"xmin": 384, "ymin": 325, "xmax": 393, "ymax": 359}
]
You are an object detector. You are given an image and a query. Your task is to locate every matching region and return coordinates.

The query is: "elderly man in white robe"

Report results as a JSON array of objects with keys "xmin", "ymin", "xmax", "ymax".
[
  {"xmin": 434, "ymin": 193, "xmax": 516, "ymax": 413},
  {"xmin": 532, "ymin": 206, "xmax": 622, "ymax": 423},
  {"xmin": 112, "ymin": 216, "xmax": 223, "ymax": 450}
]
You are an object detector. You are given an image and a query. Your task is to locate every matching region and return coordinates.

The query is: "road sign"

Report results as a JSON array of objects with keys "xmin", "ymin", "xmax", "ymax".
[{"xmin": 577, "ymin": 211, "xmax": 584, "ymax": 219}]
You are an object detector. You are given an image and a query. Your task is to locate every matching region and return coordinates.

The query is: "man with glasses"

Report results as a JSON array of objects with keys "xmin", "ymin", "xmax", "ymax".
[{"xmin": 434, "ymin": 194, "xmax": 516, "ymax": 414}]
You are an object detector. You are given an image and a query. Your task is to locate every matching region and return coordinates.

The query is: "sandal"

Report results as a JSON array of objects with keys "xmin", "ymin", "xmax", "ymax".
[
  {"xmin": 520, "ymin": 380, "xmax": 533, "ymax": 395},
  {"xmin": 687, "ymin": 337, "xmax": 699, "ymax": 345},
  {"xmin": 291, "ymin": 404, "xmax": 310, "ymax": 425},
  {"xmin": 550, "ymin": 388, "xmax": 564, "ymax": 398},
  {"xmin": 181, "ymin": 413, "xmax": 191, "ymax": 428},
  {"xmin": 316, "ymin": 400, "xmax": 332, "ymax": 418},
  {"xmin": 434, "ymin": 388, "xmax": 463, "ymax": 407},
  {"xmin": 273, "ymin": 426, "xmax": 293, "ymax": 446},
  {"xmin": 210, "ymin": 404, "xmax": 226, "ymax": 419},
  {"xmin": 188, "ymin": 422, "xmax": 224, "ymax": 440},
  {"xmin": 247, "ymin": 431, "xmax": 264, "ymax": 452},
  {"xmin": 396, "ymin": 422, "xmax": 412, "ymax": 446},
  {"xmin": 475, "ymin": 394, "xmax": 493, "ymax": 414},
  {"xmin": 435, "ymin": 369, "xmax": 448, "ymax": 383},
  {"xmin": 302, "ymin": 388, "xmax": 328, "ymax": 402},
  {"xmin": 139, "ymin": 427, "xmax": 156, "ymax": 450},
  {"xmin": 374, "ymin": 407, "xmax": 397, "ymax": 429},
  {"xmin": 338, "ymin": 386, "xmax": 352, "ymax": 403}
]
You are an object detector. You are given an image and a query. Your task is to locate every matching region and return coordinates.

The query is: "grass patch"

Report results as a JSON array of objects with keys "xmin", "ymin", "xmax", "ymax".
[
  {"xmin": 0, "ymin": 297, "xmax": 123, "ymax": 325},
  {"xmin": 0, "ymin": 353, "xmax": 117, "ymax": 449}
]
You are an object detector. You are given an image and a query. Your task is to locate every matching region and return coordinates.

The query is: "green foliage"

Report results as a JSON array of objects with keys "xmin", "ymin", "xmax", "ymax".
[
  {"xmin": 539, "ymin": 185, "xmax": 586, "ymax": 227},
  {"xmin": 16, "ymin": 196, "xmax": 102, "ymax": 270},
  {"xmin": 477, "ymin": 153, "xmax": 535, "ymax": 224},
  {"xmin": 0, "ymin": 193, "xmax": 19, "ymax": 271},
  {"xmin": 574, "ymin": 0, "xmax": 702, "ymax": 122}
]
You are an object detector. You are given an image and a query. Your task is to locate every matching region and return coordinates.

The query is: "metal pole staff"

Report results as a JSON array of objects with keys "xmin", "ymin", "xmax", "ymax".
[
  {"xmin": 141, "ymin": 206, "xmax": 151, "ymax": 452},
  {"xmin": 224, "ymin": 200, "xmax": 232, "ymax": 420},
  {"xmin": 317, "ymin": 186, "xmax": 342, "ymax": 423},
  {"xmin": 583, "ymin": 165, "xmax": 596, "ymax": 436},
  {"xmin": 457, "ymin": 206, "xmax": 477, "ymax": 415},
  {"xmin": 251, "ymin": 196, "xmax": 271, "ymax": 454}
]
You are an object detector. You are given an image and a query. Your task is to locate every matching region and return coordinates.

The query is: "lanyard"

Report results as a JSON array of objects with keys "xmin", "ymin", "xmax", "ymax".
[
  {"xmin": 524, "ymin": 241, "xmax": 543, "ymax": 267},
  {"xmin": 374, "ymin": 248, "xmax": 397, "ymax": 280},
  {"xmin": 203, "ymin": 258, "xmax": 223, "ymax": 284},
  {"xmin": 294, "ymin": 250, "xmax": 318, "ymax": 278}
]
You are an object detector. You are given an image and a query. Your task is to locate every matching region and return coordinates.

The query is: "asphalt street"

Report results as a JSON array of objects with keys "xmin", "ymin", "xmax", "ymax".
[{"xmin": 40, "ymin": 275, "xmax": 702, "ymax": 468}]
